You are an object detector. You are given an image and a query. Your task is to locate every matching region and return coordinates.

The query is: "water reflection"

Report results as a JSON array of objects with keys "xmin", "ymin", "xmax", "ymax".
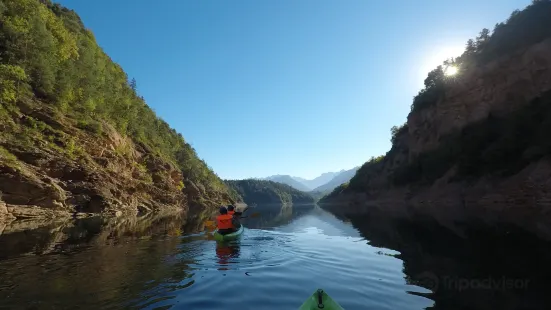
[
  {"xmin": 4, "ymin": 203, "xmax": 546, "ymax": 309},
  {"xmin": 0, "ymin": 211, "xmax": 204, "ymax": 309},
  {"xmin": 215, "ymin": 242, "xmax": 241, "ymax": 270},
  {"xmin": 339, "ymin": 208, "xmax": 551, "ymax": 310},
  {"xmin": 242, "ymin": 204, "xmax": 316, "ymax": 229}
]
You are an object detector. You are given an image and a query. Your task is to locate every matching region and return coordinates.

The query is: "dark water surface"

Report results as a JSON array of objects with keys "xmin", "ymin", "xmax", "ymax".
[{"xmin": 0, "ymin": 205, "xmax": 550, "ymax": 309}]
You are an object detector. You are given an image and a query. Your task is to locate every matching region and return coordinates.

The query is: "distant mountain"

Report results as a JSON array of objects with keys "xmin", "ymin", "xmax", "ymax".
[
  {"xmin": 312, "ymin": 167, "xmax": 360, "ymax": 193},
  {"xmin": 265, "ymin": 175, "xmax": 311, "ymax": 192},
  {"xmin": 225, "ymin": 179, "xmax": 315, "ymax": 205},
  {"xmin": 294, "ymin": 172, "xmax": 341, "ymax": 189}
]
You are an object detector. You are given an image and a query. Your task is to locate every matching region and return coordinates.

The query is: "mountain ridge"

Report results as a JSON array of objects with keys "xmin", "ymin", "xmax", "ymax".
[{"xmin": 263, "ymin": 168, "xmax": 356, "ymax": 191}]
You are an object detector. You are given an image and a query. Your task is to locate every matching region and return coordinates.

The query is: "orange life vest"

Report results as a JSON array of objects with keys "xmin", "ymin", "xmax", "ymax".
[
  {"xmin": 216, "ymin": 214, "xmax": 234, "ymax": 230},
  {"xmin": 228, "ymin": 210, "xmax": 235, "ymax": 216}
]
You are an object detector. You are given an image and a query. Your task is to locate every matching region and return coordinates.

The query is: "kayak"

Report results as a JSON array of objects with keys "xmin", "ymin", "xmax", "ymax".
[
  {"xmin": 298, "ymin": 289, "xmax": 344, "ymax": 310},
  {"xmin": 213, "ymin": 225, "xmax": 244, "ymax": 242}
]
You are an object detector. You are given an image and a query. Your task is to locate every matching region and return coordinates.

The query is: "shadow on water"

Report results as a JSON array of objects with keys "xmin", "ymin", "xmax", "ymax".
[{"xmin": 338, "ymin": 208, "xmax": 551, "ymax": 310}]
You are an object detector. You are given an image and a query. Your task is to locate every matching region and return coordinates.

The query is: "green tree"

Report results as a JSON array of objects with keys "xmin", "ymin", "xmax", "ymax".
[{"xmin": 130, "ymin": 78, "xmax": 137, "ymax": 92}]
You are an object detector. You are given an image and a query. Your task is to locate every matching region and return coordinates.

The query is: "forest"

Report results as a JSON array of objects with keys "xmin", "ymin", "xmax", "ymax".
[
  {"xmin": 0, "ymin": 0, "xmax": 229, "ymax": 196},
  {"xmin": 225, "ymin": 179, "xmax": 315, "ymax": 205}
]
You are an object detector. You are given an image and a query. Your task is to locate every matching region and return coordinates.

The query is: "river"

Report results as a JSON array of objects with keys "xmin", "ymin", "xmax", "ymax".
[{"xmin": 0, "ymin": 205, "xmax": 550, "ymax": 309}]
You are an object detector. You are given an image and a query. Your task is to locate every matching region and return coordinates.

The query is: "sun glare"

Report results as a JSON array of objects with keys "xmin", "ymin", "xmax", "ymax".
[{"xmin": 445, "ymin": 66, "xmax": 458, "ymax": 76}]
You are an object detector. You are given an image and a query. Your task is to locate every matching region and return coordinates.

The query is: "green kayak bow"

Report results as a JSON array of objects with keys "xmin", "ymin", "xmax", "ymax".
[
  {"xmin": 213, "ymin": 225, "xmax": 244, "ymax": 242},
  {"xmin": 299, "ymin": 289, "xmax": 344, "ymax": 310}
]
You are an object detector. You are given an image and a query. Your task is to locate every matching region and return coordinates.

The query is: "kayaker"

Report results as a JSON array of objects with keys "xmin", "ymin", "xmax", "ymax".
[
  {"xmin": 227, "ymin": 205, "xmax": 235, "ymax": 216},
  {"xmin": 216, "ymin": 206, "xmax": 238, "ymax": 235},
  {"xmin": 227, "ymin": 205, "xmax": 242, "ymax": 229}
]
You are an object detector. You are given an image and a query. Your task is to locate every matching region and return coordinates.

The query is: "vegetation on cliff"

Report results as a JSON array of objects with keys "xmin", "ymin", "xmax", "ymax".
[
  {"xmin": 411, "ymin": 0, "xmax": 551, "ymax": 113},
  {"xmin": 225, "ymin": 179, "xmax": 315, "ymax": 205},
  {"xmin": 0, "ymin": 0, "xmax": 232, "ymax": 215},
  {"xmin": 321, "ymin": 0, "xmax": 551, "ymax": 203}
]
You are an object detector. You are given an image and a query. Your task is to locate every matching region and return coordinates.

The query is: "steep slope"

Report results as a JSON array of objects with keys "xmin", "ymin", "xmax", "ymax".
[
  {"xmin": 321, "ymin": 1, "xmax": 551, "ymax": 238},
  {"xmin": 225, "ymin": 179, "xmax": 315, "ymax": 205},
  {"xmin": 264, "ymin": 175, "xmax": 311, "ymax": 192},
  {"xmin": 312, "ymin": 167, "xmax": 359, "ymax": 193},
  {"xmin": 0, "ymin": 0, "xmax": 233, "ymax": 221}
]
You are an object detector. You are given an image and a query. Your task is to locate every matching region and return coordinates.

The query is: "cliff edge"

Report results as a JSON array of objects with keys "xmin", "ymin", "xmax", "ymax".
[{"xmin": 321, "ymin": 1, "xmax": 551, "ymax": 238}]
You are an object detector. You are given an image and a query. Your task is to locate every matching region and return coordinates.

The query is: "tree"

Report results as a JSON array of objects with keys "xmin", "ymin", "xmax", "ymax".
[
  {"xmin": 465, "ymin": 39, "xmax": 477, "ymax": 55},
  {"xmin": 423, "ymin": 66, "xmax": 444, "ymax": 89},
  {"xmin": 130, "ymin": 78, "xmax": 137, "ymax": 92},
  {"xmin": 476, "ymin": 28, "xmax": 491, "ymax": 50}
]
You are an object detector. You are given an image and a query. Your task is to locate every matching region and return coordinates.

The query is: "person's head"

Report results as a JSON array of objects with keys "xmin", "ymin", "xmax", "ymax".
[
  {"xmin": 219, "ymin": 206, "xmax": 227, "ymax": 214},
  {"xmin": 227, "ymin": 205, "xmax": 235, "ymax": 211}
]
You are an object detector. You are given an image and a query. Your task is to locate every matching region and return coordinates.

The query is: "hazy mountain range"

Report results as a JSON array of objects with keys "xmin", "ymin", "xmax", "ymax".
[{"xmin": 264, "ymin": 167, "xmax": 360, "ymax": 194}]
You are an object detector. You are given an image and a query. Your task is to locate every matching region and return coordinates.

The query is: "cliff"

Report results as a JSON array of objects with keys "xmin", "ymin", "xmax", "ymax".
[
  {"xmin": 0, "ymin": 0, "xmax": 234, "ymax": 221},
  {"xmin": 321, "ymin": 1, "xmax": 551, "ymax": 239}
]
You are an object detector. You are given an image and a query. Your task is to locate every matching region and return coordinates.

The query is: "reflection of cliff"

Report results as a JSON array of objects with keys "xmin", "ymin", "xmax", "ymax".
[
  {"xmin": 345, "ymin": 209, "xmax": 551, "ymax": 310},
  {"xmin": 243, "ymin": 204, "xmax": 315, "ymax": 229},
  {"xmin": 0, "ymin": 211, "xmax": 203, "ymax": 260},
  {"xmin": 0, "ymin": 211, "xmax": 203, "ymax": 308}
]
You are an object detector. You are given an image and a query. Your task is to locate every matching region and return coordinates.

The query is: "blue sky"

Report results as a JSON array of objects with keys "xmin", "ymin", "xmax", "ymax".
[{"xmin": 57, "ymin": 0, "xmax": 530, "ymax": 180}]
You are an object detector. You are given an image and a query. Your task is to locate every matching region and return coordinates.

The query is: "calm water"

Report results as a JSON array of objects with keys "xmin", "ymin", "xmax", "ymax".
[{"xmin": 0, "ymin": 205, "xmax": 550, "ymax": 309}]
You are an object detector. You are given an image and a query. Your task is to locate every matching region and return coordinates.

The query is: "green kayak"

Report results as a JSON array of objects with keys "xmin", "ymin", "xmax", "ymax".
[
  {"xmin": 213, "ymin": 225, "xmax": 244, "ymax": 242},
  {"xmin": 299, "ymin": 289, "xmax": 344, "ymax": 310}
]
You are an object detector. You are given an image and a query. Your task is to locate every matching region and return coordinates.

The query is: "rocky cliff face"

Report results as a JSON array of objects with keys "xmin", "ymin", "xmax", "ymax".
[
  {"xmin": 322, "ymin": 6, "xmax": 551, "ymax": 239},
  {"xmin": 0, "ymin": 102, "xmax": 232, "ymax": 222},
  {"xmin": 409, "ymin": 38, "xmax": 551, "ymax": 157}
]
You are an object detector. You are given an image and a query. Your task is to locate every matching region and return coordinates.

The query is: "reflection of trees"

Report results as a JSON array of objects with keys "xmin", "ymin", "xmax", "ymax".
[
  {"xmin": 0, "ymin": 211, "xmax": 205, "ymax": 309},
  {"xmin": 343, "ymin": 209, "xmax": 551, "ymax": 310},
  {"xmin": 243, "ymin": 204, "xmax": 315, "ymax": 229}
]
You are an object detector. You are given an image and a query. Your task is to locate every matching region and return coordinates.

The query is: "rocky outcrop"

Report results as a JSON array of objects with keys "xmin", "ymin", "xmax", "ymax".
[
  {"xmin": 409, "ymin": 38, "xmax": 551, "ymax": 157},
  {"xmin": 0, "ymin": 104, "xmax": 232, "ymax": 222}
]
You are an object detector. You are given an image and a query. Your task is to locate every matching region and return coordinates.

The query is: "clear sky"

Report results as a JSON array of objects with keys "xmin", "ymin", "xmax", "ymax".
[{"xmin": 57, "ymin": 0, "xmax": 530, "ymax": 180}]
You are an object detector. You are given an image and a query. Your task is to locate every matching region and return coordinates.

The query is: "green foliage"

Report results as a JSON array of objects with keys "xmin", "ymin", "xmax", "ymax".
[
  {"xmin": 0, "ymin": 64, "xmax": 29, "ymax": 104},
  {"xmin": 0, "ymin": 145, "xmax": 18, "ymax": 162},
  {"xmin": 346, "ymin": 155, "xmax": 385, "ymax": 191},
  {"xmin": 76, "ymin": 118, "xmax": 103, "ymax": 134},
  {"xmin": 225, "ymin": 179, "xmax": 315, "ymax": 205},
  {"xmin": 411, "ymin": 0, "xmax": 551, "ymax": 112},
  {"xmin": 24, "ymin": 116, "xmax": 47, "ymax": 132},
  {"xmin": 390, "ymin": 123, "xmax": 408, "ymax": 144},
  {"xmin": 65, "ymin": 137, "xmax": 84, "ymax": 160},
  {"xmin": 0, "ymin": 0, "xmax": 231, "ymax": 198},
  {"xmin": 320, "ymin": 182, "xmax": 349, "ymax": 202}
]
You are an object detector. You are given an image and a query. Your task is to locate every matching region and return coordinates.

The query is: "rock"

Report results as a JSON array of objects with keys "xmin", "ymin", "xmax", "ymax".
[
  {"xmin": 6, "ymin": 204, "xmax": 70, "ymax": 219},
  {"xmin": 137, "ymin": 205, "xmax": 151, "ymax": 214},
  {"xmin": 0, "ymin": 200, "xmax": 7, "ymax": 215}
]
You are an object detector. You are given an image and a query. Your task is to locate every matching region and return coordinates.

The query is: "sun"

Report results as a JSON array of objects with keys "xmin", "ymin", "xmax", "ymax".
[{"xmin": 445, "ymin": 66, "xmax": 458, "ymax": 76}]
